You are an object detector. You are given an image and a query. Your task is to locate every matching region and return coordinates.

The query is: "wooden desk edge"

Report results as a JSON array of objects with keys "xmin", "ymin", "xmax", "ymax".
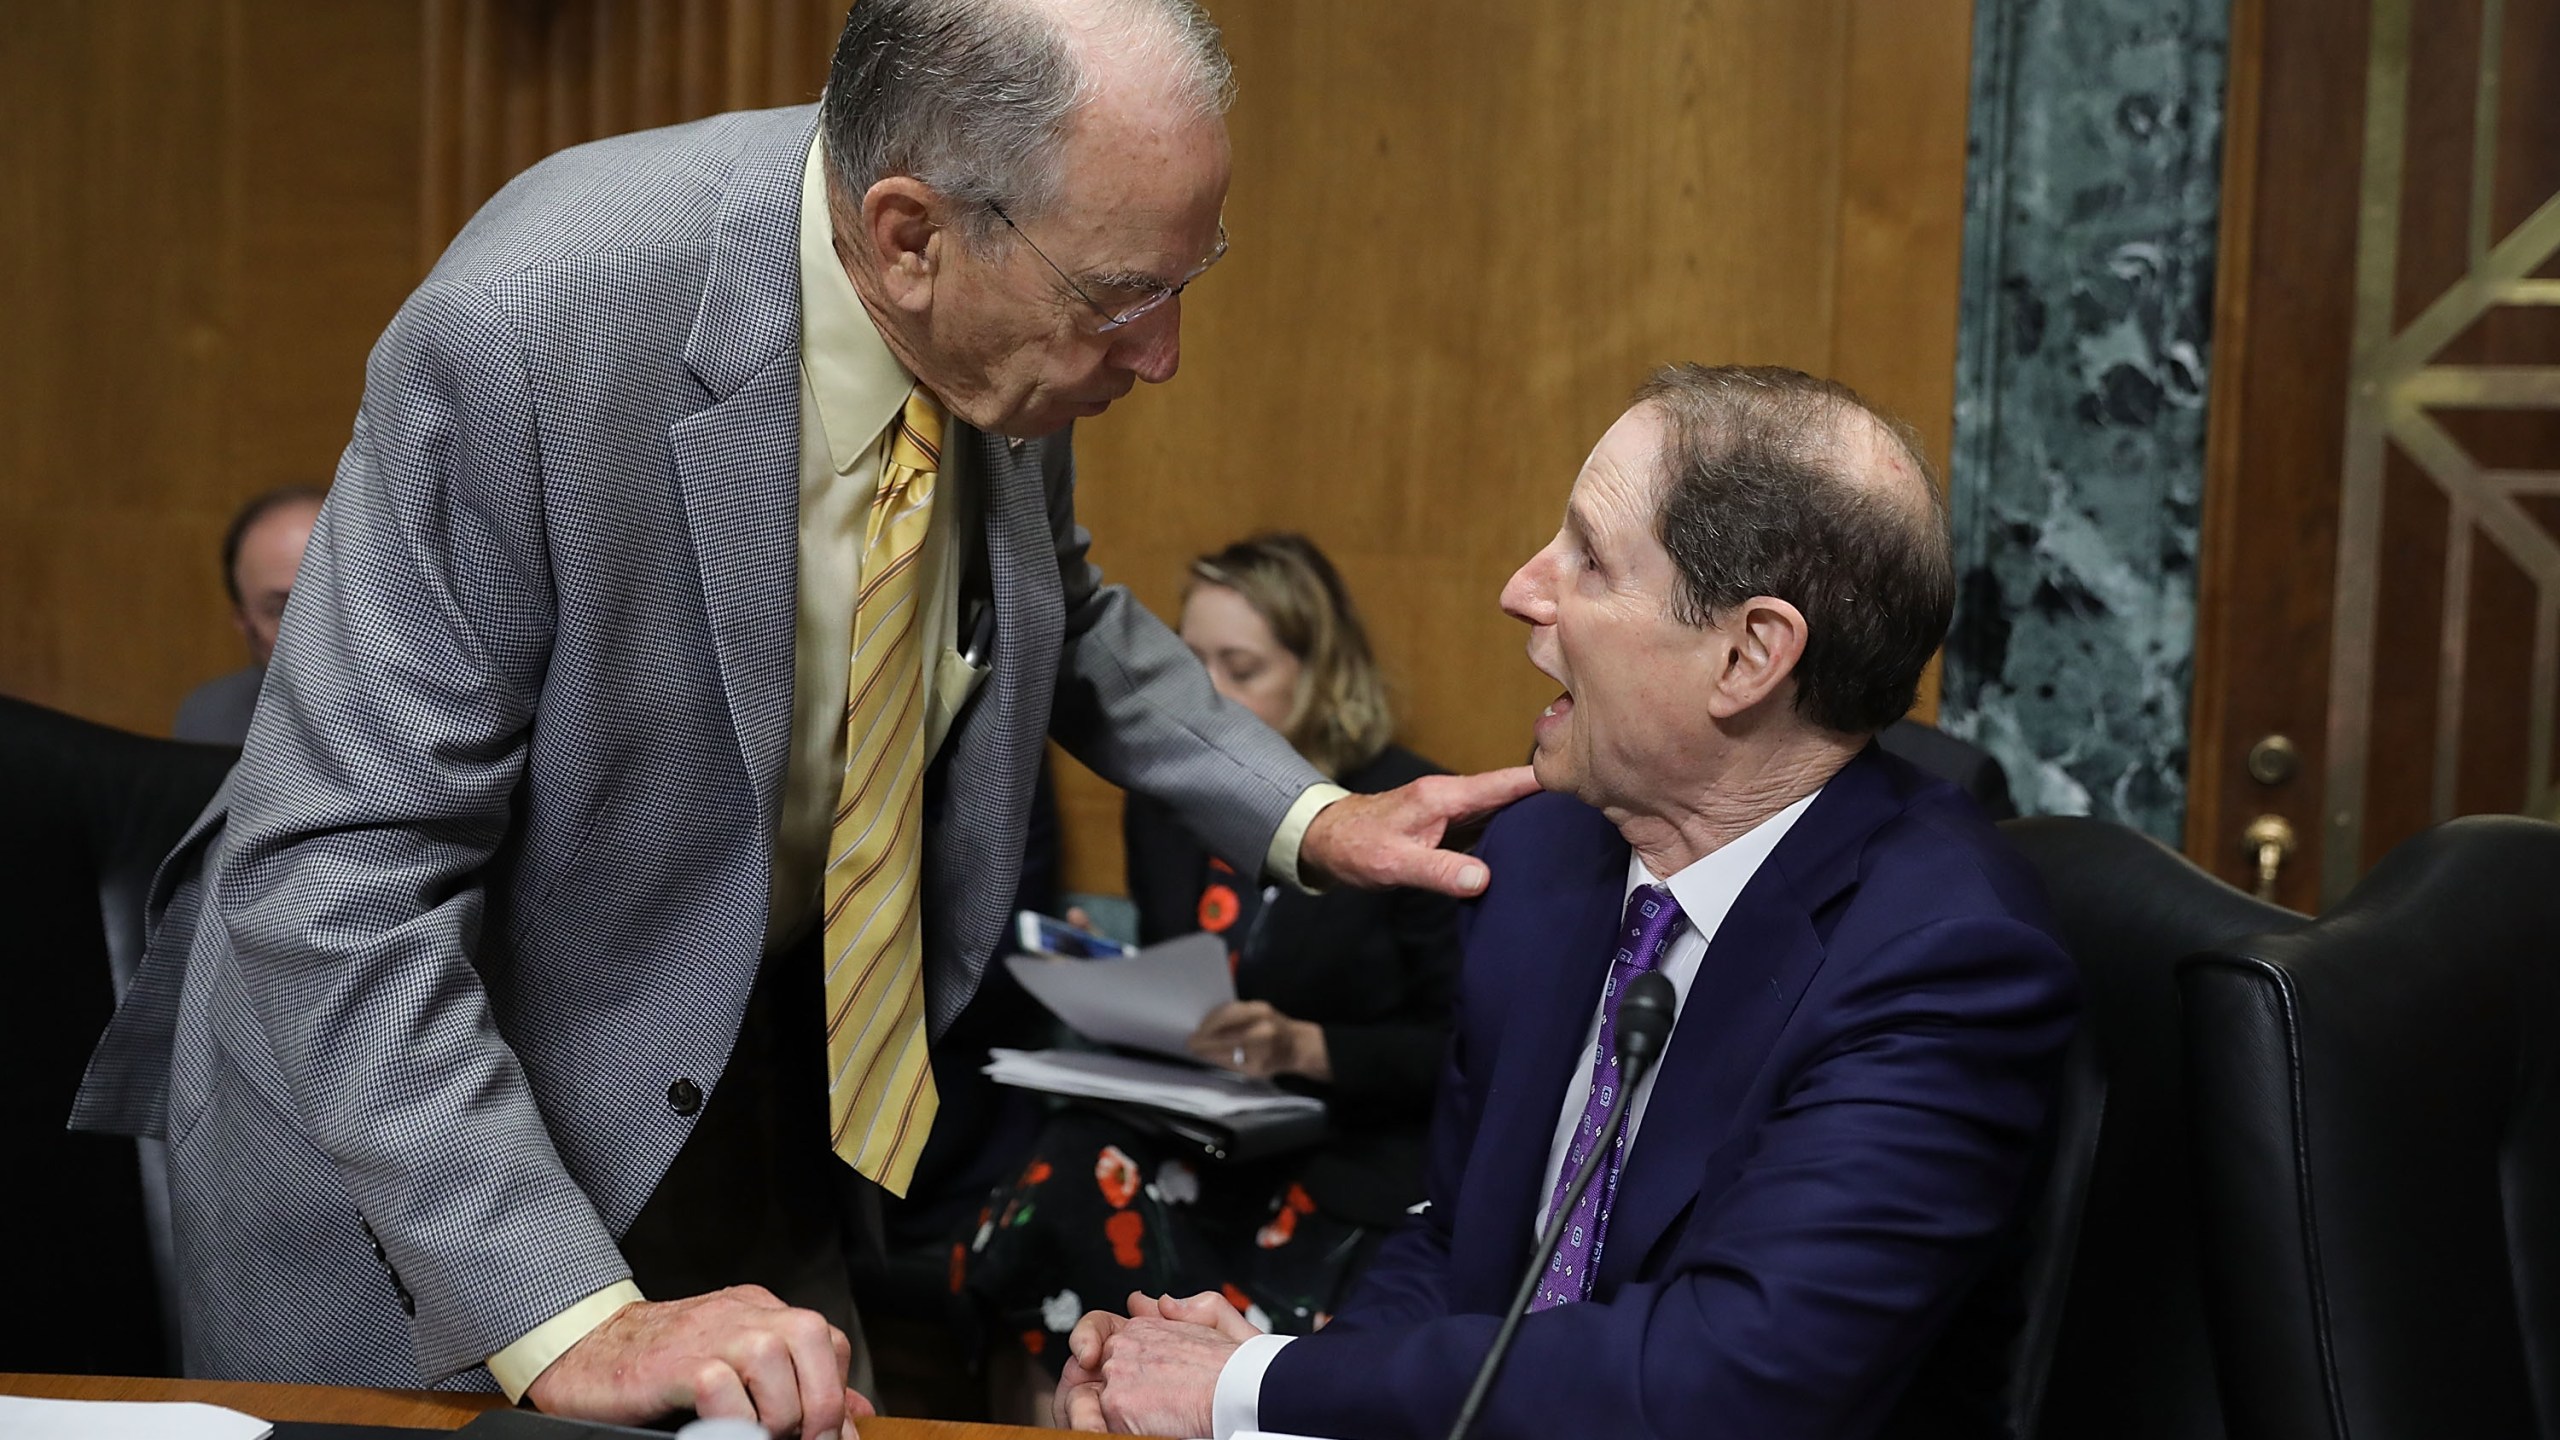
[
  {"xmin": 0, "ymin": 1375, "xmax": 1079, "ymax": 1437},
  {"xmin": 1, "ymin": 1373, "xmax": 505, "ymax": 1427}
]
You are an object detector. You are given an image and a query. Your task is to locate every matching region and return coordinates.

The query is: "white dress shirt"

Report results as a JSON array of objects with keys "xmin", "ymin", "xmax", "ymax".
[{"xmin": 1210, "ymin": 792, "xmax": 1820, "ymax": 1438}]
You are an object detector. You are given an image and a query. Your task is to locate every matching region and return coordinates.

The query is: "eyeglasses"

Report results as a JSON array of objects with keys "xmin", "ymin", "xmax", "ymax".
[{"xmin": 985, "ymin": 200, "xmax": 1229, "ymax": 333}]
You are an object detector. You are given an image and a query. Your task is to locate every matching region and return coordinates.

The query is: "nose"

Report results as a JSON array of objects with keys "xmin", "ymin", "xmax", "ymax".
[
  {"xmin": 1110, "ymin": 298, "xmax": 1183, "ymax": 385},
  {"xmin": 1500, "ymin": 543, "xmax": 1557, "ymax": 627}
]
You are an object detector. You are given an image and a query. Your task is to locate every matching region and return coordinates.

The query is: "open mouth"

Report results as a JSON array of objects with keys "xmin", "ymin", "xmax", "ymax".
[{"xmin": 1535, "ymin": 691, "xmax": 1573, "ymax": 738}]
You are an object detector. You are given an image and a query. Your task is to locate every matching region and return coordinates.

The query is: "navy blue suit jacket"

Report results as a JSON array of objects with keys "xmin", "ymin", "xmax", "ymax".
[{"xmin": 1260, "ymin": 746, "xmax": 2078, "ymax": 1439}]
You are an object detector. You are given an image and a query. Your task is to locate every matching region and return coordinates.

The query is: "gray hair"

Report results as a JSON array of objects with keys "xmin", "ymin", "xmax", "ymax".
[{"xmin": 820, "ymin": 0, "xmax": 1234, "ymax": 242}]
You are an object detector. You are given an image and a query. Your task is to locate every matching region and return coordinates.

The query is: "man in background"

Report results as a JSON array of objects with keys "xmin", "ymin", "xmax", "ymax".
[{"xmin": 171, "ymin": 485, "xmax": 324, "ymax": 745}]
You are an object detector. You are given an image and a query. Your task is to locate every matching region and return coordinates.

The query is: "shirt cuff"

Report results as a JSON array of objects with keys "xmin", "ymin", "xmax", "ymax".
[
  {"xmin": 1213, "ymin": 1332, "xmax": 1295, "ymax": 1439},
  {"xmin": 1264, "ymin": 783, "xmax": 1351, "ymax": 893},
  {"xmin": 488, "ymin": 1280, "xmax": 645, "ymax": 1404}
]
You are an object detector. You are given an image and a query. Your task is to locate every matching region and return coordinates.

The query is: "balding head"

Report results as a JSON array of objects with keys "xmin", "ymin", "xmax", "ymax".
[
  {"xmin": 1635, "ymin": 363, "xmax": 1955, "ymax": 736},
  {"xmin": 222, "ymin": 484, "xmax": 326, "ymax": 668},
  {"xmin": 821, "ymin": 0, "xmax": 1232, "ymax": 241}
]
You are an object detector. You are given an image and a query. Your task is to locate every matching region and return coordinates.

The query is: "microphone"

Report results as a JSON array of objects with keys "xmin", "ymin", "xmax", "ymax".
[{"xmin": 1446, "ymin": 970, "xmax": 1678, "ymax": 1440}]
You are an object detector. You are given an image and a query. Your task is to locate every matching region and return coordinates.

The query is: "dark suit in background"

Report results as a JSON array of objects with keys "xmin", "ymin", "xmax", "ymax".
[{"xmin": 171, "ymin": 668, "xmax": 262, "ymax": 747}]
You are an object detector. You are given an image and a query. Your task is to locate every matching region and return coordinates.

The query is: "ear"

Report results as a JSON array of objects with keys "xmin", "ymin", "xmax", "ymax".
[
  {"xmin": 1703, "ymin": 595, "xmax": 1809, "ymax": 720},
  {"xmin": 848, "ymin": 175, "xmax": 945, "ymax": 314}
]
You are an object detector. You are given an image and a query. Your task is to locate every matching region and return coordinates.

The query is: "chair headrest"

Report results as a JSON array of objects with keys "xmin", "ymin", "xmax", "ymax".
[{"xmin": 2000, "ymin": 815, "xmax": 2299, "ymax": 993}]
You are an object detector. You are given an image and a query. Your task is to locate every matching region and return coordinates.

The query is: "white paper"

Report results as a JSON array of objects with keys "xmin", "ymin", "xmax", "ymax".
[
  {"xmin": 0, "ymin": 1397, "xmax": 273, "ymax": 1440},
  {"xmin": 983, "ymin": 1047, "xmax": 1324, "ymax": 1122},
  {"xmin": 1005, "ymin": 931, "xmax": 1237, "ymax": 1059}
]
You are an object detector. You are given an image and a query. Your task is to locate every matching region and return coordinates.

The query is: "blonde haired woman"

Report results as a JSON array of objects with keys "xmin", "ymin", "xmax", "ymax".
[{"xmin": 962, "ymin": 533, "xmax": 1461, "ymax": 1372}]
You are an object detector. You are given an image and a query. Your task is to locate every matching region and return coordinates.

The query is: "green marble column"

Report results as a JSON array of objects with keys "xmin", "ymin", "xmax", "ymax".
[{"xmin": 1942, "ymin": 0, "xmax": 2231, "ymax": 842}]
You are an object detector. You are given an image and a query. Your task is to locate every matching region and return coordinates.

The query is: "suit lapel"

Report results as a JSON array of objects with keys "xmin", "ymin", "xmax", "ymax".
[
  {"xmin": 667, "ymin": 117, "xmax": 812, "ymax": 842},
  {"xmin": 1450, "ymin": 804, "xmax": 1628, "ymax": 1311},
  {"xmin": 1595, "ymin": 745, "xmax": 1907, "ymax": 1292}
]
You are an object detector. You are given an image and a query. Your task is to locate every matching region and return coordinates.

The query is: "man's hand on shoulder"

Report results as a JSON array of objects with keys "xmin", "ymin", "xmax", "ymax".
[
  {"xmin": 1299, "ymin": 766, "xmax": 1541, "ymax": 897},
  {"xmin": 1058, "ymin": 1291, "xmax": 1261, "ymax": 1434},
  {"xmin": 525, "ymin": 1286, "xmax": 873, "ymax": 1438}
]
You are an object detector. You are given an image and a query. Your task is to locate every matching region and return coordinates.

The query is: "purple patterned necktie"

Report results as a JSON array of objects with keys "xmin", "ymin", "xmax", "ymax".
[{"xmin": 1530, "ymin": 882, "xmax": 1688, "ymax": 1311}]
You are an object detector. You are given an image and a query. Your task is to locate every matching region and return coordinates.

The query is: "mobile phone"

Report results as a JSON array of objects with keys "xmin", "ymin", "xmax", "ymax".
[{"xmin": 1014, "ymin": 909, "xmax": 1137, "ymax": 959}]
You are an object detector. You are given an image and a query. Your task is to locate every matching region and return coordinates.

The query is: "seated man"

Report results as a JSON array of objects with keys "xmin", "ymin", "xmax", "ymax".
[{"xmin": 1056, "ymin": 364, "xmax": 2079, "ymax": 1439}]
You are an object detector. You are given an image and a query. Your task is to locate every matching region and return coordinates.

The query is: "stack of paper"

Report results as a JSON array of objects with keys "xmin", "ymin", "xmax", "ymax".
[
  {"xmin": 983, "ymin": 1047, "xmax": 1325, "ymax": 1122},
  {"xmin": 1004, "ymin": 932, "xmax": 1237, "ymax": 1061}
]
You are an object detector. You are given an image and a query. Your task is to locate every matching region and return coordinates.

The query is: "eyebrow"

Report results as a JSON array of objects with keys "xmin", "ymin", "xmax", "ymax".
[
  {"xmin": 1084, "ymin": 230, "xmax": 1229, "ymax": 299},
  {"xmin": 1562, "ymin": 500, "xmax": 1599, "ymax": 555}
]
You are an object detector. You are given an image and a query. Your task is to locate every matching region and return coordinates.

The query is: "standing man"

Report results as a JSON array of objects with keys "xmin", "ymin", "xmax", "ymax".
[
  {"xmin": 75, "ymin": 1, "xmax": 1530, "ymax": 1433},
  {"xmin": 1058, "ymin": 366, "xmax": 2078, "ymax": 1439},
  {"xmin": 172, "ymin": 484, "xmax": 325, "ymax": 746}
]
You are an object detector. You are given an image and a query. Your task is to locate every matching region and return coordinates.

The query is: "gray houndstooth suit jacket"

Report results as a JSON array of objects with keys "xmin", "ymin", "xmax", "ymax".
[{"xmin": 72, "ymin": 105, "xmax": 1321, "ymax": 1389}]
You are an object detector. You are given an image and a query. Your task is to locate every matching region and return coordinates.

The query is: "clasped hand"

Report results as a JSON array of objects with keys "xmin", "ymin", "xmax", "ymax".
[{"xmin": 1056, "ymin": 1290, "xmax": 1263, "ymax": 1435}]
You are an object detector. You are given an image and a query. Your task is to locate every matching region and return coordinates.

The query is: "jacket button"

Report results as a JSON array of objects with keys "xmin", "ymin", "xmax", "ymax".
[{"xmin": 668, "ymin": 1078, "xmax": 704, "ymax": 1117}]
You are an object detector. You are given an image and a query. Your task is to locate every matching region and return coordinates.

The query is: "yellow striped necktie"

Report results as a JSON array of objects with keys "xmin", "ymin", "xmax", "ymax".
[{"xmin": 822, "ymin": 386, "xmax": 943, "ymax": 1194}]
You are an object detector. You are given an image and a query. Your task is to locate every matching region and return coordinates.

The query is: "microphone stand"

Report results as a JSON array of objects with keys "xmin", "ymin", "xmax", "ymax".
[{"xmin": 1445, "ymin": 971, "xmax": 1677, "ymax": 1440}]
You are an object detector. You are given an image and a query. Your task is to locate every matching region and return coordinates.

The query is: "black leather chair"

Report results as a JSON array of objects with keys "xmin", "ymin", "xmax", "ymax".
[
  {"xmin": 2, "ymin": 696, "xmax": 234, "ymax": 1374},
  {"xmin": 1997, "ymin": 816, "xmax": 2302, "ymax": 1440},
  {"xmin": 2181, "ymin": 814, "xmax": 2560, "ymax": 1439},
  {"xmin": 1883, "ymin": 718, "xmax": 2017, "ymax": 820}
]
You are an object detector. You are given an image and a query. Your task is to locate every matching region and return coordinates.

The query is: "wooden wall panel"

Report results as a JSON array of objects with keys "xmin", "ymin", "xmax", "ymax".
[
  {"xmin": 3, "ymin": 0, "xmax": 1976, "ymax": 904},
  {"xmin": 1, "ymin": 0, "xmax": 426, "ymax": 735},
  {"xmin": 416, "ymin": 0, "xmax": 842, "ymax": 268},
  {"xmin": 1057, "ymin": 0, "xmax": 1977, "ymax": 894},
  {"xmin": 1836, "ymin": 0, "xmax": 1977, "ymax": 722}
]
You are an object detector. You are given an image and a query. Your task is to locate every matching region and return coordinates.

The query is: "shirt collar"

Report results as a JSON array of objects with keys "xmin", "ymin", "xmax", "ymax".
[
  {"xmin": 798, "ymin": 134, "xmax": 917, "ymax": 474},
  {"xmin": 1629, "ymin": 789, "xmax": 1822, "ymax": 944}
]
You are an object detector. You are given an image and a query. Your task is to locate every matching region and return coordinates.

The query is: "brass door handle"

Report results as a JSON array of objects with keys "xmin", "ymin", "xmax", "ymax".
[{"xmin": 2243, "ymin": 814, "xmax": 2297, "ymax": 902}]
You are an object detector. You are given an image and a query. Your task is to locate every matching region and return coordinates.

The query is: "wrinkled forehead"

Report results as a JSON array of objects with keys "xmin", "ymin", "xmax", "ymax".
[
  {"xmin": 1047, "ymin": 83, "xmax": 1230, "ymax": 213},
  {"xmin": 1566, "ymin": 405, "xmax": 1675, "ymax": 520}
]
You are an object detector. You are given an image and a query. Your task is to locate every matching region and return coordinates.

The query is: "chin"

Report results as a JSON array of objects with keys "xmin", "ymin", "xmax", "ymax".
[
  {"xmin": 1528, "ymin": 749, "xmax": 1571, "ymax": 795},
  {"xmin": 992, "ymin": 405, "xmax": 1080, "ymax": 440}
]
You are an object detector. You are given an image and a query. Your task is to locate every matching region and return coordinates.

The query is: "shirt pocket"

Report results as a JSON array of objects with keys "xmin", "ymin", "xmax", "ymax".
[{"xmin": 926, "ymin": 643, "xmax": 992, "ymax": 756}]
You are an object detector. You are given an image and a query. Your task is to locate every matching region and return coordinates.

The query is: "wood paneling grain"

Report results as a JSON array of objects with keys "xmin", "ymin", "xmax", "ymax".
[
  {"xmin": 1, "ymin": 0, "xmax": 424, "ymax": 735},
  {"xmin": 1056, "ymin": 0, "xmax": 1975, "ymax": 894},
  {"xmin": 4, "ymin": 1, "xmax": 1975, "ymax": 903},
  {"xmin": 413, "ymin": 0, "xmax": 834, "ymax": 261},
  {"xmin": 1836, "ymin": 0, "xmax": 1977, "ymax": 722}
]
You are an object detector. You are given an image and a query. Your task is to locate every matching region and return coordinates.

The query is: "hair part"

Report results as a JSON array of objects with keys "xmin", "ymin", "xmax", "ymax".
[
  {"xmin": 1187, "ymin": 533, "xmax": 1396, "ymax": 779},
  {"xmin": 1634, "ymin": 363, "xmax": 1954, "ymax": 737},
  {"xmin": 221, "ymin": 484, "xmax": 327, "ymax": 608},
  {"xmin": 821, "ymin": 0, "xmax": 1234, "ymax": 244}
]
